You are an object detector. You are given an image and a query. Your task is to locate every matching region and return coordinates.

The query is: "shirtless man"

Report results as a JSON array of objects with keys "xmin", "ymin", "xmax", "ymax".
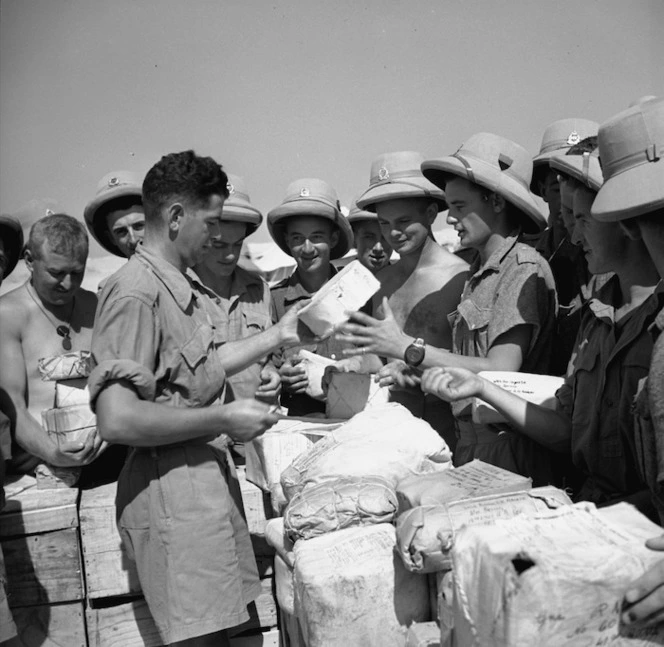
[
  {"xmin": 0, "ymin": 213, "xmax": 101, "ymax": 473},
  {"xmin": 337, "ymin": 151, "xmax": 467, "ymax": 449},
  {"xmin": 84, "ymin": 170, "xmax": 145, "ymax": 259}
]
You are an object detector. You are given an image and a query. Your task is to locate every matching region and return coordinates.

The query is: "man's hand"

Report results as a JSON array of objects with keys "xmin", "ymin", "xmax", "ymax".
[
  {"xmin": 420, "ymin": 366, "xmax": 484, "ymax": 402},
  {"xmin": 255, "ymin": 364, "xmax": 281, "ymax": 403},
  {"xmin": 219, "ymin": 399, "xmax": 280, "ymax": 443},
  {"xmin": 49, "ymin": 428, "xmax": 108, "ymax": 467},
  {"xmin": 375, "ymin": 360, "xmax": 421, "ymax": 390},
  {"xmin": 275, "ymin": 301, "xmax": 318, "ymax": 348},
  {"xmin": 622, "ymin": 536, "xmax": 664, "ymax": 628},
  {"xmin": 336, "ymin": 297, "xmax": 410, "ymax": 360},
  {"xmin": 278, "ymin": 356, "xmax": 309, "ymax": 394}
]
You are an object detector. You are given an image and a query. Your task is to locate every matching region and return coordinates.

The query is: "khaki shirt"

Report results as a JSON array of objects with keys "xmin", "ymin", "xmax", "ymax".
[
  {"xmin": 89, "ymin": 245, "xmax": 227, "ymax": 419},
  {"xmin": 451, "ymin": 232, "xmax": 557, "ymax": 375},
  {"xmin": 216, "ymin": 266, "xmax": 273, "ymax": 401},
  {"xmin": 557, "ymin": 276, "xmax": 664, "ymax": 506}
]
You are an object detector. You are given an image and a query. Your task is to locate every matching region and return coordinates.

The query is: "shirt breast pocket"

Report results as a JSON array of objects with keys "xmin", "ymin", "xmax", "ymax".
[
  {"xmin": 180, "ymin": 323, "xmax": 226, "ymax": 405},
  {"xmin": 456, "ymin": 299, "xmax": 492, "ymax": 354},
  {"xmin": 242, "ymin": 308, "xmax": 269, "ymax": 334}
]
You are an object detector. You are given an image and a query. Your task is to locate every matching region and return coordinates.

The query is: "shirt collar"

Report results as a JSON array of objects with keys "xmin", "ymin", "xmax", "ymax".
[
  {"xmin": 135, "ymin": 245, "xmax": 211, "ymax": 312},
  {"xmin": 469, "ymin": 231, "xmax": 521, "ymax": 277},
  {"xmin": 589, "ymin": 274, "xmax": 664, "ymax": 325},
  {"xmin": 231, "ymin": 266, "xmax": 263, "ymax": 297}
]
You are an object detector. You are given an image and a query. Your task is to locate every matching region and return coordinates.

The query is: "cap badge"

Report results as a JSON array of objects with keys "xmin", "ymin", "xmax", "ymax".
[
  {"xmin": 45, "ymin": 208, "xmax": 55, "ymax": 216},
  {"xmin": 108, "ymin": 176, "xmax": 120, "ymax": 187},
  {"xmin": 300, "ymin": 187, "xmax": 310, "ymax": 197},
  {"xmin": 566, "ymin": 131, "xmax": 580, "ymax": 146},
  {"xmin": 378, "ymin": 167, "xmax": 390, "ymax": 181},
  {"xmin": 227, "ymin": 182, "xmax": 235, "ymax": 195}
]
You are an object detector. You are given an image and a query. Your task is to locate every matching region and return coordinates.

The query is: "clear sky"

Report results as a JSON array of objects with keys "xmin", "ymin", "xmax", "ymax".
[{"xmin": 1, "ymin": 0, "xmax": 662, "ymax": 254}]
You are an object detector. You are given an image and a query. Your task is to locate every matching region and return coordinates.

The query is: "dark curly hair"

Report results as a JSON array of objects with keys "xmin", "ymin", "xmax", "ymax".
[{"xmin": 142, "ymin": 150, "xmax": 229, "ymax": 222}]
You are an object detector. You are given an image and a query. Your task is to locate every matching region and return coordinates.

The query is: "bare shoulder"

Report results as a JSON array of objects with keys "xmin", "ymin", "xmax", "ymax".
[
  {"xmin": 432, "ymin": 246, "xmax": 470, "ymax": 272},
  {"xmin": 0, "ymin": 285, "xmax": 30, "ymax": 333}
]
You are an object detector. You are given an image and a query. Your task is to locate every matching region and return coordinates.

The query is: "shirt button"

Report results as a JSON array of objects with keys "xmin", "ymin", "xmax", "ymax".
[{"xmin": 331, "ymin": 354, "xmax": 336, "ymax": 360}]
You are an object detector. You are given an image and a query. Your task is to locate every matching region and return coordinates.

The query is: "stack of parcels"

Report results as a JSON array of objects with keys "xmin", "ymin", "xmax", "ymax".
[
  {"xmin": 393, "ymin": 461, "xmax": 571, "ymax": 645},
  {"xmin": 452, "ymin": 502, "xmax": 664, "ymax": 646},
  {"xmin": 37, "ymin": 351, "xmax": 94, "ymax": 487},
  {"xmin": 281, "ymin": 402, "xmax": 452, "ymax": 501},
  {"xmin": 265, "ymin": 403, "xmax": 451, "ymax": 646},
  {"xmin": 245, "ymin": 417, "xmax": 342, "ymax": 514}
]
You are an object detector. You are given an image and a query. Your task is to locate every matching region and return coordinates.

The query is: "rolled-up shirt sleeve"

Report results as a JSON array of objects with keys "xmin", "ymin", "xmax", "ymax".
[{"xmin": 89, "ymin": 292, "xmax": 160, "ymax": 409}]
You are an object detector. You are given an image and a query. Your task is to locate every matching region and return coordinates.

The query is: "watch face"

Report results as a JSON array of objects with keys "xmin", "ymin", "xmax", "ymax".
[{"xmin": 405, "ymin": 344, "xmax": 425, "ymax": 366}]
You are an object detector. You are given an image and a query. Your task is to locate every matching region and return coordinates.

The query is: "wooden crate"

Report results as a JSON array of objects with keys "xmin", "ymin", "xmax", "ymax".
[
  {"xmin": 237, "ymin": 466, "xmax": 273, "ymax": 536},
  {"xmin": 86, "ymin": 586, "xmax": 278, "ymax": 647},
  {"xmin": 79, "ymin": 483, "xmax": 140, "ymax": 601},
  {"xmin": 0, "ymin": 476, "xmax": 83, "ymax": 609},
  {"xmin": 7, "ymin": 600, "xmax": 86, "ymax": 647},
  {"xmin": 0, "ymin": 477, "xmax": 78, "ymax": 539},
  {"xmin": 85, "ymin": 597, "xmax": 161, "ymax": 647}
]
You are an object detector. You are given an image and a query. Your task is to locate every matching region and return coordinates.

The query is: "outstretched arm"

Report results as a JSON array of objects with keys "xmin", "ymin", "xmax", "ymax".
[
  {"xmin": 96, "ymin": 380, "xmax": 279, "ymax": 446},
  {"xmin": 421, "ymin": 366, "xmax": 571, "ymax": 452},
  {"xmin": 218, "ymin": 301, "xmax": 315, "ymax": 376},
  {"xmin": 338, "ymin": 298, "xmax": 531, "ymax": 373}
]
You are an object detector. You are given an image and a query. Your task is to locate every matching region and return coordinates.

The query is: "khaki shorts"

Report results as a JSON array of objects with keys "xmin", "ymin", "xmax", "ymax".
[{"xmin": 116, "ymin": 441, "xmax": 261, "ymax": 644}]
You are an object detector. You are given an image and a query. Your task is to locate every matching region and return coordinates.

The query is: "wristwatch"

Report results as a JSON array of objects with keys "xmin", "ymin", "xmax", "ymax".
[{"xmin": 404, "ymin": 338, "xmax": 426, "ymax": 367}]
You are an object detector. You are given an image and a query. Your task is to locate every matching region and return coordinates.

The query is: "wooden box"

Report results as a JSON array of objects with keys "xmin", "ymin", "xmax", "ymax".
[
  {"xmin": 8, "ymin": 600, "xmax": 87, "ymax": 647},
  {"xmin": 0, "ymin": 476, "xmax": 83, "ymax": 609},
  {"xmin": 85, "ymin": 597, "xmax": 162, "ymax": 647},
  {"xmin": 79, "ymin": 483, "xmax": 140, "ymax": 601},
  {"xmin": 85, "ymin": 588, "xmax": 278, "ymax": 647},
  {"xmin": 237, "ymin": 466, "xmax": 273, "ymax": 536}
]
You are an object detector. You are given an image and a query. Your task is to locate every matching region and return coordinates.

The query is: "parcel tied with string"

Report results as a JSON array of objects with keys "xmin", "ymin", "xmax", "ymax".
[
  {"xmin": 293, "ymin": 523, "xmax": 430, "ymax": 647},
  {"xmin": 395, "ymin": 486, "xmax": 572, "ymax": 574},
  {"xmin": 280, "ymin": 403, "xmax": 452, "ymax": 502},
  {"xmin": 396, "ymin": 458, "xmax": 532, "ymax": 511},
  {"xmin": 452, "ymin": 503, "xmax": 664, "ymax": 647},
  {"xmin": 284, "ymin": 475, "xmax": 398, "ymax": 541}
]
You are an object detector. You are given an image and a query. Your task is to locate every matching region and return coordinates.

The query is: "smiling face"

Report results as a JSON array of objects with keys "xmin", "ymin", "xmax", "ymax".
[
  {"xmin": 28, "ymin": 240, "xmax": 86, "ymax": 307},
  {"xmin": 175, "ymin": 193, "xmax": 225, "ymax": 268},
  {"xmin": 285, "ymin": 216, "xmax": 339, "ymax": 274},
  {"xmin": 375, "ymin": 198, "xmax": 435, "ymax": 256},
  {"xmin": 444, "ymin": 177, "xmax": 496, "ymax": 250},
  {"xmin": 194, "ymin": 221, "xmax": 248, "ymax": 278},
  {"xmin": 352, "ymin": 219, "xmax": 392, "ymax": 273},
  {"xmin": 107, "ymin": 206, "xmax": 145, "ymax": 257},
  {"xmin": 571, "ymin": 186, "xmax": 623, "ymax": 275}
]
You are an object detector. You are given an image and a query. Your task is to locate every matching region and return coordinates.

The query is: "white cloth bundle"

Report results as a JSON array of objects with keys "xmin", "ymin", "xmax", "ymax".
[
  {"xmin": 452, "ymin": 502, "xmax": 664, "ymax": 646},
  {"xmin": 281, "ymin": 403, "xmax": 452, "ymax": 502},
  {"xmin": 395, "ymin": 486, "xmax": 572, "ymax": 573}
]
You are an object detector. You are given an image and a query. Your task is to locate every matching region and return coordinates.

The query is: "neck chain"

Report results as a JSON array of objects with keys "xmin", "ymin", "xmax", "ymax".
[{"xmin": 25, "ymin": 281, "xmax": 75, "ymax": 351}]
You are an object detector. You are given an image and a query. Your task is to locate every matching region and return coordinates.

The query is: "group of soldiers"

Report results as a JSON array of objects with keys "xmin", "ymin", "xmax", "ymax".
[{"xmin": 0, "ymin": 95, "xmax": 663, "ymax": 644}]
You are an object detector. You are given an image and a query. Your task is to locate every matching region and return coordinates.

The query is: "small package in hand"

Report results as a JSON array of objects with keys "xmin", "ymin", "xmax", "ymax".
[{"xmin": 297, "ymin": 260, "xmax": 380, "ymax": 338}]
